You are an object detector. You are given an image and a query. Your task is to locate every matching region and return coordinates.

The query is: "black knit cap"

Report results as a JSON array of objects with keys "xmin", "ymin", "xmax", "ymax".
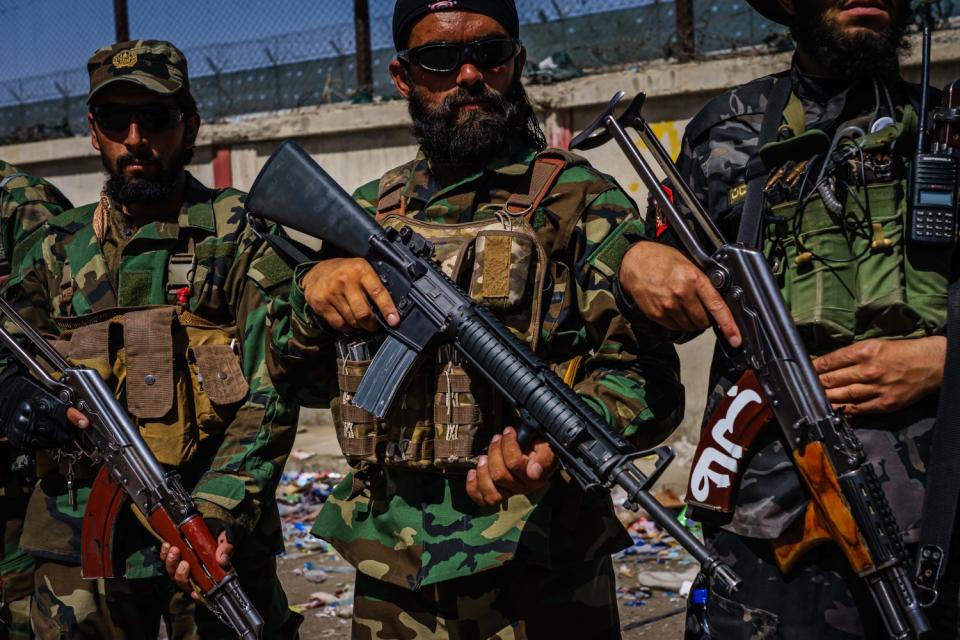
[{"xmin": 393, "ymin": 0, "xmax": 520, "ymax": 50}]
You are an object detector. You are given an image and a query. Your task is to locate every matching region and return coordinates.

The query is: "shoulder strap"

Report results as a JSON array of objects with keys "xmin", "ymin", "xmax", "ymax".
[
  {"xmin": 915, "ymin": 279, "xmax": 960, "ymax": 603},
  {"xmin": 377, "ymin": 182, "xmax": 405, "ymax": 219},
  {"xmin": 736, "ymin": 75, "xmax": 795, "ymax": 248},
  {"xmin": 504, "ymin": 152, "xmax": 568, "ymax": 219},
  {"xmin": 376, "ymin": 163, "xmax": 418, "ymax": 220}
]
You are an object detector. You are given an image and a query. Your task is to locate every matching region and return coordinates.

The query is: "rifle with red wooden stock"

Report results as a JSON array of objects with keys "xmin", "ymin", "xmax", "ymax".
[
  {"xmin": 0, "ymin": 295, "xmax": 263, "ymax": 640},
  {"xmin": 569, "ymin": 91, "xmax": 931, "ymax": 640}
]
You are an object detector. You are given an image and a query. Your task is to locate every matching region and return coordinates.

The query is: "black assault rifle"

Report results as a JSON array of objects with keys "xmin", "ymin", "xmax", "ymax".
[
  {"xmin": 568, "ymin": 91, "xmax": 931, "ymax": 639},
  {"xmin": 0, "ymin": 297, "xmax": 263, "ymax": 640},
  {"xmin": 244, "ymin": 140, "xmax": 742, "ymax": 596}
]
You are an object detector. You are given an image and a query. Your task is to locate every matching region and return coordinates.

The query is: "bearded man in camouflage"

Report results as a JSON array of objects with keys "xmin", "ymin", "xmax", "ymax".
[
  {"xmin": 0, "ymin": 165, "xmax": 71, "ymax": 640},
  {"xmin": 0, "ymin": 40, "xmax": 300, "ymax": 639},
  {"xmin": 277, "ymin": 0, "xmax": 684, "ymax": 637},
  {"xmin": 619, "ymin": 0, "xmax": 958, "ymax": 637}
]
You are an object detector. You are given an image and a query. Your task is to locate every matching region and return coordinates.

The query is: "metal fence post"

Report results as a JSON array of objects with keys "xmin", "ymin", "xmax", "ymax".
[
  {"xmin": 354, "ymin": 0, "xmax": 373, "ymax": 102},
  {"xmin": 675, "ymin": 0, "xmax": 695, "ymax": 61},
  {"xmin": 114, "ymin": 0, "xmax": 129, "ymax": 42}
]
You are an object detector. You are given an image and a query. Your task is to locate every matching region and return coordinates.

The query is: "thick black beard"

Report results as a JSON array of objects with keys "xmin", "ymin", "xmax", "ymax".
[
  {"xmin": 792, "ymin": 1, "xmax": 912, "ymax": 82},
  {"xmin": 408, "ymin": 73, "xmax": 546, "ymax": 167},
  {"xmin": 103, "ymin": 149, "xmax": 188, "ymax": 205}
]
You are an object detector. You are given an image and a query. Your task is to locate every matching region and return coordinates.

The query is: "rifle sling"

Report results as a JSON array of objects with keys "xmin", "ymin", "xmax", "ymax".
[
  {"xmin": 915, "ymin": 278, "xmax": 960, "ymax": 601},
  {"xmin": 736, "ymin": 75, "xmax": 794, "ymax": 248}
]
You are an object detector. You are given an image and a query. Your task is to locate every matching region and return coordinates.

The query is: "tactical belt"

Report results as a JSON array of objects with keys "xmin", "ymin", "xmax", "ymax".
[{"xmin": 915, "ymin": 278, "xmax": 960, "ymax": 604}]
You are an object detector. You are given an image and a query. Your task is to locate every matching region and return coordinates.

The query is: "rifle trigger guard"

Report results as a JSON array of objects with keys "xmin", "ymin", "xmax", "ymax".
[{"xmin": 621, "ymin": 446, "xmax": 674, "ymax": 492}]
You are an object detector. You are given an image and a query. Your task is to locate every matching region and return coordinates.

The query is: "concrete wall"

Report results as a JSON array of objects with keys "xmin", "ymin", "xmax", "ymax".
[{"xmin": 4, "ymin": 31, "xmax": 960, "ymax": 491}]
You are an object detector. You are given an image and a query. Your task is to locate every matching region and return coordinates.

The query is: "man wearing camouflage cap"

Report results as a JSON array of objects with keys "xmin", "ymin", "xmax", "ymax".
[
  {"xmin": 0, "ymin": 40, "xmax": 301, "ymax": 638},
  {"xmin": 618, "ymin": 0, "xmax": 959, "ymax": 637},
  {"xmin": 275, "ymin": 0, "xmax": 684, "ymax": 637},
  {"xmin": 0, "ymin": 163, "xmax": 71, "ymax": 640}
]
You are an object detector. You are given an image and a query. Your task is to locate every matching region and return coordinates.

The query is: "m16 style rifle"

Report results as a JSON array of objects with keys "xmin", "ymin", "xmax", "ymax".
[
  {"xmin": 567, "ymin": 91, "xmax": 931, "ymax": 640},
  {"xmin": 243, "ymin": 140, "xmax": 742, "ymax": 597},
  {"xmin": 0, "ymin": 296, "xmax": 263, "ymax": 640}
]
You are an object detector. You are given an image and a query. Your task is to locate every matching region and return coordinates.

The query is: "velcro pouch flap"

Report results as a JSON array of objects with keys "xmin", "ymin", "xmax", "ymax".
[
  {"xmin": 124, "ymin": 307, "xmax": 175, "ymax": 419},
  {"xmin": 192, "ymin": 344, "xmax": 249, "ymax": 405}
]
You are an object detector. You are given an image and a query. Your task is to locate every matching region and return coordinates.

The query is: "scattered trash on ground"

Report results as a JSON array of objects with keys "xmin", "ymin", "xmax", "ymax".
[
  {"xmin": 278, "ymin": 470, "xmax": 343, "ymax": 559},
  {"xmin": 291, "ymin": 584, "xmax": 354, "ymax": 620},
  {"xmin": 636, "ymin": 569, "xmax": 698, "ymax": 595}
]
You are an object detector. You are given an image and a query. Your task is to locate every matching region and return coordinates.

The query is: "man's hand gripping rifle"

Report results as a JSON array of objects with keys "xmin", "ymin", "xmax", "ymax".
[
  {"xmin": 569, "ymin": 91, "xmax": 931, "ymax": 640},
  {"xmin": 0, "ymin": 296, "xmax": 263, "ymax": 640},
  {"xmin": 244, "ymin": 140, "xmax": 741, "ymax": 597}
]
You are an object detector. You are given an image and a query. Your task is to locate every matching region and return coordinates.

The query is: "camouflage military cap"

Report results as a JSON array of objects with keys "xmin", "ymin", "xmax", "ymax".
[
  {"xmin": 87, "ymin": 40, "xmax": 190, "ymax": 103},
  {"xmin": 746, "ymin": 0, "xmax": 790, "ymax": 25}
]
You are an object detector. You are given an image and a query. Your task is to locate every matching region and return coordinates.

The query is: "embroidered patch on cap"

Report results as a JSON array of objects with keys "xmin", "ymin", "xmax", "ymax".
[
  {"xmin": 112, "ymin": 49, "xmax": 138, "ymax": 69},
  {"xmin": 428, "ymin": 1, "xmax": 458, "ymax": 9}
]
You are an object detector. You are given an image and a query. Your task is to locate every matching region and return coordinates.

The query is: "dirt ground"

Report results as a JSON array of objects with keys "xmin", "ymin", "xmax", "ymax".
[{"xmin": 280, "ymin": 415, "xmax": 690, "ymax": 640}]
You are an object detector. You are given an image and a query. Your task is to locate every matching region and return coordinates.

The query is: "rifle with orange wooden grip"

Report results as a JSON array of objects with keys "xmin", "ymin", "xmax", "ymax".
[
  {"xmin": 571, "ymin": 92, "xmax": 931, "ymax": 640},
  {"xmin": 0, "ymin": 295, "xmax": 263, "ymax": 640}
]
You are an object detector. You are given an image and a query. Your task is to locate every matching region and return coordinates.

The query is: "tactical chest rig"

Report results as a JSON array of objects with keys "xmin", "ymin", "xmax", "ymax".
[
  {"xmin": 763, "ymin": 98, "xmax": 949, "ymax": 356},
  {"xmin": 36, "ymin": 204, "xmax": 250, "ymax": 479},
  {"xmin": 688, "ymin": 84, "xmax": 952, "ymax": 515},
  {"xmin": 332, "ymin": 152, "xmax": 578, "ymax": 473}
]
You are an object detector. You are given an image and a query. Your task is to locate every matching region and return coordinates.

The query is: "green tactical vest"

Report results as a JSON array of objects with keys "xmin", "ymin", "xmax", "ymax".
[{"xmin": 762, "ymin": 96, "xmax": 950, "ymax": 355}]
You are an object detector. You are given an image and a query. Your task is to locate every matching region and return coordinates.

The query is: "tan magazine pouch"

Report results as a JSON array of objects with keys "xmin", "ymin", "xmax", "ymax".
[{"xmin": 51, "ymin": 306, "xmax": 248, "ymax": 466}]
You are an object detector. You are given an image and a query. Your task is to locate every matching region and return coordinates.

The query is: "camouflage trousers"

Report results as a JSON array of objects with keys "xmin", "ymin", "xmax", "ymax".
[
  {"xmin": 686, "ymin": 527, "xmax": 960, "ymax": 639},
  {"xmin": 30, "ymin": 555, "xmax": 301, "ymax": 640},
  {"xmin": 0, "ymin": 595, "xmax": 30, "ymax": 640},
  {"xmin": 2, "ymin": 514, "xmax": 34, "ymax": 640},
  {"xmin": 352, "ymin": 555, "xmax": 619, "ymax": 640},
  {"xmin": 30, "ymin": 559, "xmax": 196, "ymax": 640}
]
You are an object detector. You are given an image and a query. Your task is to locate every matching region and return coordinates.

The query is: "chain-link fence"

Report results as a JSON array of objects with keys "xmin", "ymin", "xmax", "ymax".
[{"xmin": 1, "ymin": 0, "xmax": 957, "ymax": 144}]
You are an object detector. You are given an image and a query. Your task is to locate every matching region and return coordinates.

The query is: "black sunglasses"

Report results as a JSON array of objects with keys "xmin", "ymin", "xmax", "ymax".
[
  {"xmin": 397, "ymin": 37, "xmax": 521, "ymax": 74},
  {"xmin": 91, "ymin": 104, "xmax": 184, "ymax": 133}
]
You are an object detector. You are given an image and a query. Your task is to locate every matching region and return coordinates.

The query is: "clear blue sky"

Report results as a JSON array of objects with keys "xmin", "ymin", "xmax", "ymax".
[{"xmin": 0, "ymin": 0, "xmax": 649, "ymax": 83}]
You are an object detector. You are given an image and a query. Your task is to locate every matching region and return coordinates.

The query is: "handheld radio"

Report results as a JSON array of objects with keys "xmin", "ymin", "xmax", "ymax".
[{"xmin": 909, "ymin": 17, "xmax": 960, "ymax": 246}]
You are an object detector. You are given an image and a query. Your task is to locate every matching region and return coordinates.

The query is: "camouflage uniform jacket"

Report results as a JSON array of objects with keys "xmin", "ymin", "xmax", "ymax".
[
  {"xmin": 278, "ymin": 143, "xmax": 683, "ymax": 589},
  {"xmin": 0, "ymin": 162, "xmax": 69, "ymax": 608},
  {"xmin": 3, "ymin": 173, "xmax": 297, "ymax": 574},
  {"xmin": 638, "ymin": 62, "xmax": 940, "ymax": 541},
  {"xmin": 0, "ymin": 160, "xmax": 72, "ymax": 273}
]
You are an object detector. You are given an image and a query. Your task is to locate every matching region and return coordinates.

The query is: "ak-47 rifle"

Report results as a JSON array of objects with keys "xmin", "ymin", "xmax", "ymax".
[
  {"xmin": 567, "ymin": 92, "xmax": 931, "ymax": 640},
  {"xmin": 0, "ymin": 297, "xmax": 263, "ymax": 640},
  {"xmin": 243, "ymin": 140, "xmax": 742, "ymax": 597}
]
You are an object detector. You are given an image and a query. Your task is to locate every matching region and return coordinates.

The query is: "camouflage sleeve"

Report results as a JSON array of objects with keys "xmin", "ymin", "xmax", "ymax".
[
  {"xmin": 189, "ymin": 225, "xmax": 298, "ymax": 537},
  {"xmin": 265, "ymin": 178, "xmax": 381, "ymax": 408},
  {"xmin": 556, "ymin": 185, "xmax": 683, "ymax": 449},
  {"xmin": 3, "ymin": 225, "xmax": 59, "ymax": 333},
  {"xmin": 0, "ymin": 175, "xmax": 72, "ymax": 269}
]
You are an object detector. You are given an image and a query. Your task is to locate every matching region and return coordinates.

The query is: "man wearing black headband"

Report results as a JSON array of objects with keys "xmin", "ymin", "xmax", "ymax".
[
  {"xmin": 289, "ymin": 0, "xmax": 684, "ymax": 637},
  {"xmin": 618, "ymin": 1, "xmax": 959, "ymax": 638}
]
